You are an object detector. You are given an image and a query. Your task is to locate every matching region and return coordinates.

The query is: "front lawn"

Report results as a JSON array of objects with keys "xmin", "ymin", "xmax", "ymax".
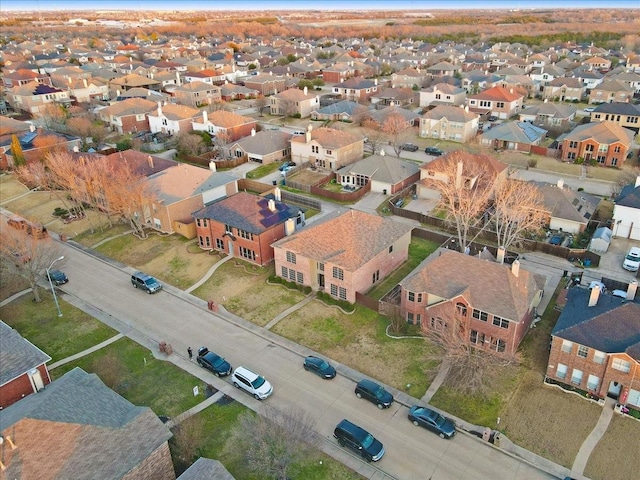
[{"xmin": 0, "ymin": 291, "xmax": 117, "ymax": 363}]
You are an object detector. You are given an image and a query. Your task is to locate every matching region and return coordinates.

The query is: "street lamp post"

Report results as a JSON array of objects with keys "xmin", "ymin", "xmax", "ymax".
[{"xmin": 47, "ymin": 256, "xmax": 64, "ymax": 317}]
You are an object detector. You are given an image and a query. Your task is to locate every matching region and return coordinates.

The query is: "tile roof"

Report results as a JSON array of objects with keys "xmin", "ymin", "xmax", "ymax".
[
  {"xmin": 0, "ymin": 321, "xmax": 51, "ymax": 387},
  {"xmin": 401, "ymin": 249, "xmax": 544, "ymax": 322},
  {"xmin": 193, "ymin": 191, "xmax": 300, "ymax": 235},
  {"xmin": 0, "ymin": 367, "xmax": 172, "ymax": 479},
  {"xmin": 552, "ymin": 287, "xmax": 640, "ymax": 359},
  {"xmin": 272, "ymin": 209, "xmax": 413, "ymax": 271}
]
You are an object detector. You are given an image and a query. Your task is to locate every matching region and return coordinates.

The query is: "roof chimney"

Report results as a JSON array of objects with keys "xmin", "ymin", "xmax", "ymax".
[
  {"xmin": 203, "ymin": 110, "xmax": 208, "ymax": 123},
  {"xmin": 29, "ymin": 124, "xmax": 36, "ymax": 133},
  {"xmin": 588, "ymin": 284, "xmax": 601, "ymax": 307},
  {"xmin": 303, "ymin": 86, "xmax": 308, "ymax": 95},
  {"xmin": 83, "ymin": 78, "xmax": 88, "ymax": 88},
  {"xmin": 627, "ymin": 280, "xmax": 638, "ymax": 301},
  {"xmin": 557, "ymin": 178, "xmax": 564, "ymax": 190},
  {"xmin": 147, "ymin": 155, "xmax": 154, "ymax": 168},
  {"xmin": 511, "ymin": 259, "xmax": 520, "ymax": 277},
  {"xmin": 157, "ymin": 101, "xmax": 163, "ymax": 116},
  {"xmin": 305, "ymin": 125, "xmax": 312, "ymax": 143},
  {"xmin": 497, "ymin": 246, "xmax": 506, "ymax": 264},
  {"xmin": 274, "ymin": 187, "xmax": 281, "ymax": 201},
  {"xmin": 268, "ymin": 198, "xmax": 276, "ymax": 212},
  {"xmin": 209, "ymin": 160, "xmax": 217, "ymax": 172}
]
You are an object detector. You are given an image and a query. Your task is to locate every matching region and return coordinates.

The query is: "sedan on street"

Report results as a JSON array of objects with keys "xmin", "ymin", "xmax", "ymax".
[
  {"xmin": 303, "ymin": 355, "xmax": 336, "ymax": 379},
  {"xmin": 408, "ymin": 405, "xmax": 456, "ymax": 439},
  {"xmin": 196, "ymin": 347, "xmax": 232, "ymax": 377}
]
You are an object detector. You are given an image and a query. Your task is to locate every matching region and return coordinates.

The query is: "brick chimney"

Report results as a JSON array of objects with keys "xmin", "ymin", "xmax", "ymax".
[
  {"xmin": 497, "ymin": 246, "xmax": 506, "ymax": 264},
  {"xmin": 588, "ymin": 284, "xmax": 601, "ymax": 307},
  {"xmin": 511, "ymin": 259, "xmax": 520, "ymax": 277},
  {"xmin": 627, "ymin": 280, "xmax": 638, "ymax": 301},
  {"xmin": 147, "ymin": 156, "xmax": 154, "ymax": 168}
]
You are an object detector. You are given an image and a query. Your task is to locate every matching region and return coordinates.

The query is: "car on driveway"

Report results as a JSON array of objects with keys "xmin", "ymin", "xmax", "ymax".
[
  {"xmin": 355, "ymin": 379, "xmax": 393, "ymax": 409},
  {"xmin": 196, "ymin": 347, "xmax": 232, "ymax": 377},
  {"xmin": 47, "ymin": 269, "xmax": 68, "ymax": 286},
  {"xmin": 401, "ymin": 143, "xmax": 419, "ymax": 152},
  {"xmin": 303, "ymin": 355, "xmax": 336, "ymax": 379},
  {"xmin": 424, "ymin": 146, "xmax": 444, "ymax": 156},
  {"xmin": 231, "ymin": 366, "xmax": 273, "ymax": 400},
  {"xmin": 408, "ymin": 405, "xmax": 456, "ymax": 439},
  {"xmin": 280, "ymin": 165, "xmax": 294, "ymax": 176},
  {"xmin": 623, "ymin": 246, "xmax": 640, "ymax": 272},
  {"xmin": 278, "ymin": 161, "xmax": 296, "ymax": 171}
]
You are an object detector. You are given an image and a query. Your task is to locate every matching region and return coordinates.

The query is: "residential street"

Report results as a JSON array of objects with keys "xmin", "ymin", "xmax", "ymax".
[{"xmin": 55, "ymin": 239, "xmax": 559, "ymax": 480}]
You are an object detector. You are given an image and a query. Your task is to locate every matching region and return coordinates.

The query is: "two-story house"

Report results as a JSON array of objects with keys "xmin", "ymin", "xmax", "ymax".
[
  {"xmin": 331, "ymin": 77, "xmax": 379, "ymax": 102},
  {"xmin": 419, "ymin": 105, "xmax": 479, "ymax": 143},
  {"xmin": 590, "ymin": 102, "xmax": 640, "ymax": 134},
  {"xmin": 546, "ymin": 284, "xmax": 639, "ymax": 410},
  {"xmin": 419, "ymin": 83, "xmax": 467, "ymax": 108},
  {"xmin": 173, "ymin": 81, "xmax": 222, "ymax": 108},
  {"xmin": 272, "ymin": 209, "xmax": 413, "ymax": 303},
  {"xmin": 8, "ymin": 81, "xmax": 72, "ymax": 114},
  {"xmin": 399, "ymin": 249, "xmax": 545, "ymax": 356},
  {"xmin": 192, "ymin": 109, "xmax": 256, "ymax": 142},
  {"xmin": 269, "ymin": 87, "xmax": 319, "ymax": 118},
  {"xmin": 97, "ymin": 97, "xmax": 157, "ymax": 135},
  {"xmin": 391, "ymin": 67, "xmax": 429, "ymax": 89},
  {"xmin": 193, "ymin": 190, "xmax": 303, "ymax": 266},
  {"xmin": 147, "ymin": 102, "xmax": 200, "ymax": 136},
  {"xmin": 541, "ymin": 77, "xmax": 586, "ymax": 102},
  {"xmin": 230, "ymin": 129, "xmax": 292, "ymax": 164},
  {"xmin": 612, "ymin": 175, "xmax": 640, "ymax": 240},
  {"xmin": 466, "ymin": 86, "xmax": 524, "ymax": 119},
  {"xmin": 290, "ymin": 126, "xmax": 363, "ymax": 170},
  {"xmin": 518, "ymin": 103, "xmax": 577, "ymax": 131},
  {"xmin": 559, "ymin": 121, "xmax": 635, "ymax": 167},
  {"xmin": 588, "ymin": 79, "xmax": 635, "ymax": 105}
]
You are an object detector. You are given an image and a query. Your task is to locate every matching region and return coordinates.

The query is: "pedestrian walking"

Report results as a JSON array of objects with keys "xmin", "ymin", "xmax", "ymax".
[{"xmin": 187, "ymin": 347, "xmax": 193, "ymax": 360}]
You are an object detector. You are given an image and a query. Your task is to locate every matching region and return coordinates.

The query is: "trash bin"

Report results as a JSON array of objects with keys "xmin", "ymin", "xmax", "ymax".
[
  {"xmin": 272, "ymin": 180, "xmax": 277, "ymax": 186},
  {"xmin": 383, "ymin": 189, "xmax": 387, "ymax": 195},
  {"xmin": 493, "ymin": 432, "xmax": 502, "ymax": 447}
]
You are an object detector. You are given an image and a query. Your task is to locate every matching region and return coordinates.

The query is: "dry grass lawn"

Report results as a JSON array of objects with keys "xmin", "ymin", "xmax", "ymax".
[
  {"xmin": 272, "ymin": 302, "xmax": 438, "ymax": 398},
  {"xmin": 0, "ymin": 174, "xmax": 29, "ymax": 201},
  {"xmin": 584, "ymin": 414, "xmax": 640, "ymax": 480},
  {"xmin": 192, "ymin": 260, "xmax": 306, "ymax": 326},
  {"xmin": 499, "ymin": 370, "xmax": 601, "ymax": 468}
]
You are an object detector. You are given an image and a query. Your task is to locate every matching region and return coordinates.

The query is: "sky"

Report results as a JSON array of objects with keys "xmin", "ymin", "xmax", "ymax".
[{"xmin": 1, "ymin": 0, "xmax": 638, "ymax": 11}]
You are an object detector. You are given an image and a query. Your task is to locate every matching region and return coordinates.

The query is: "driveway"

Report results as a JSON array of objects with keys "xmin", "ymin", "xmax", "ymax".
[
  {"xmin": 54, "ymin": 240, "xmax": 558, "ymax": 480},
  {"xmin": 591, "ymin": 237, "xmax": 640, "ymax": 283}
]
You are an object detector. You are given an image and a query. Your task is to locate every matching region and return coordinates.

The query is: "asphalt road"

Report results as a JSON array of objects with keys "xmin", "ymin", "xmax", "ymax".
[{"xmin": 57, "ymin": 241, "xmax": 557, "ymax": 480}]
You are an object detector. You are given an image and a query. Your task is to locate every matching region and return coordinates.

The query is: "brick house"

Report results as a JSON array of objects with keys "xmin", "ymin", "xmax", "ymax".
[
  {"xmin": 230, "ymin": 129, "xmax": 292, "ymax": 164},
  {"xmin": 419, "ymin": 83, "xmax": 467, "ymax": 108},
  {"xmin": 290, "ymin": 126, "xmax": 363, "ymax": 171},
  {"xmin": 541, "ymin": 77, "xmax": 586, "ymax": 102},
  {"xmin": 109, "ymin": 72, "xmax": 161, "ymax": 95},
  {"xmin": 192, "ymin": 190, "xmax": 303, "ymax": 266},
  {"xmin": 590, "ymin": 102, "xmax": 640, "ymax": 134},
  {"xmin": 392, "ymin": 67, "xmax": 429, "ymax": 89},
  {"xmin": 272, "ymin": 209, "xmax": 413, "ymax": 303},
  {"xmin": 183, "ymin": 68, "xmax": 226, "ymax": 85},
  {"xmin": 559, "ymin": 121, "xmax": 635, "ymax": 167},
  {"xmin": 518, "ymin": 103, "xmax": 577, "ymax": 131},
  {"xmin": 546, "ymin": 284, "xmax": 640, "ymax": 410},
  {"xmin": 0, "ymin": 321, "xmax": 51, "ymax": 409},
  {"xmin": 321, "ymin": 62, "xmax": 356, "ymax": 83},
  {"xmin": 419, "ymin": 105, "xmax": 479, "ymax": 143},
  {"xmin": 588, "ymin": 80, "xmax": 635, "ymax": 105},
  {"xmin": 97, "ymin": 97, "xmax": 157, "ymax": 134},
  {"xmin": 269, "ymin": 86, "xmax": 319, "ymax": 118},
  {"xmin": 191, "ymin": 110, "xmax": 256, "ymax": 142},
  {"xmin": 7, "ymin": 81, "xmax": 72, "ymax": 114},
  {"xmin": 331, "ymin": 77, "xmax": 379, "ymax": 102},
  {"xmin": 242, "ymin": 73, "xmax": 287, "ymax": 96},
  {"xmin": 466, "ymin": 86, "xmax": 525, "ymax": 120},
  {"xmin": 399, "ymin": 249, "xmax": 545, "ymax": 356},
  {"xmin": 148, "ymin": 102, "xmax": 200, "ymax": 135},
  {"xmin": 0, "ymin": 367, "xmax": 175, "ymax": 480},
  {"xmin": 479, "ymin": 121, "xmax": 547, "ymax": 153}
]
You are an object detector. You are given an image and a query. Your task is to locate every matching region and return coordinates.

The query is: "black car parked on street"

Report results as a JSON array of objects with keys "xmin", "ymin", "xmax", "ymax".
[{"xmin": 196, "ymin": 347, "xmax": 232, "ymax": 377}]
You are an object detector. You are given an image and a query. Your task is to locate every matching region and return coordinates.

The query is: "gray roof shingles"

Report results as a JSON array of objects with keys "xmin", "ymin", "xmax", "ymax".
[{"xmin": 0, "ymin": 321, "xmax": 51, "ymax": 386}]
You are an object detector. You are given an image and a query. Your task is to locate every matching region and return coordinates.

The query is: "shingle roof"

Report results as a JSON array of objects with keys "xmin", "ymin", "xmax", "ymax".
[
  {"xmin": 563, "ymin": 121, "xmax": 635, "ymax": 144},
  {"xmin": 146, "ymin": 164, "xmax": 235, "ymax": 206},
  {"xmin": 401, "ymin": 249, "xmax": 544, "ymax": 322},
  {"xmin": 552, "ymin": 288, "xmax": 640, "ymax": 359},
  {"xmin": 0, "ymin": 367, "xmax": 172, "ymax": 479},
  {"xmin": 481, "ymin": 121, "xmax": 547, "ymax": 144},
  {"xmin": 422, "ymin": 105, "xmax": 478, "ymax": 123},
  {"xmin": 0, "ymin": 321, "xmax": 51, "ymax": 387},
  {"xmin": 592, "ymin": 102, "xmax": 640, "ymax": 116},
  {"xmin": 232, "ymin": 130, "xmax": 291, "ymax": 155},
  {"xmin": 469, "ymin": 85, "xmax": 523, "ymax": 102},
  {"xmin": 534, "ymin": 182, "xmax": 599, "ymax": 224},
  {"xmin": 100, "ymin": 97, "xmax": 157, "ymax": 117},
  {"xmin": 178, "ymin": 458, "xmax": 236, "ymax": 480},
  {"xmin": 273, "ymin": 209, "xmax": 413, "ymax": 271},
  {"xmin": 291, "ymin": 126, "xmax": 361, "ymax": 150},
  {"xmin": 336, "ymin": 154, "xmax": 420, "ymax": 184},
  {"xmin": 615, "ymin": 183, "xmax": 640, "ymax": 209},
  {"xmin": 193, "ymin": 191, "xmax": 300, "ymax": 235}
]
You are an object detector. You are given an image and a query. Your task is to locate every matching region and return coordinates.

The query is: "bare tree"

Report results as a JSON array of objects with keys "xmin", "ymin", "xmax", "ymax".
[
  {"xmin": 34, "ymin": 103, "xmax": 68, "ymax": 130},
  {"xmin": 421, "ymin": 302, "xmax": 518, "ymax": 395},
  {"xmin": 380, "ymin": 112, "xmax": 413, "ymax": 157},
  {"xmin": 254, "ymin": 95, "xmax": 268, "ymax": 116},
  {"xmin": 352, "ymin": 104, "xmax": 372, "ymax": 126},
  {"xmin": 492, "ymin": 176, "xmax": 547, "ymax": 251},
  {"xmin": 362, "ymin": 118, "xmax": 386, "ymax": 155},
  {"xmin": 67, "ymin": 116, "xmax": 108, "ymax": 151},
  {"xmin": 0, "ymin": 229, "xmax": 65, "ymax": 303},
  {"xmin": 422, "ymin": 152, "xmax": 495, "ymax": 252},
  {"xmin": 212, "ymin": 130, "xmax": 233, "ymax": 159},
  {"xmin": 175, "ymin": 131, "xmax": 205, "ymax": 156},
  {"xmin": 230, "ymin": 406, "xmax": 320, "ymax": 480}
]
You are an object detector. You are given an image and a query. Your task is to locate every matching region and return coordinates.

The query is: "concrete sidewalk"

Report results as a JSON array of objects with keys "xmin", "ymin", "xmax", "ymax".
[
  {"xmin": 49, "ymin": 333, "xmax": 124, "ymax": 369},
  {"xmin": 571, "ymin": 396, "xmax": 616, "ymax": 476}
]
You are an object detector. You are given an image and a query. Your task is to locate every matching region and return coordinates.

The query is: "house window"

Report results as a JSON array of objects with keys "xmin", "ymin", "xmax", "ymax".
[
  {"xmin": 577, "ymin": 345, "xmax": 589, "ymax": 358},
  {"xmin": 587, "ymin": 374, "xmax": 600, "ymax": 391},
  {"xmin": 569, "ymin": 141, "xmax": 578, "ymax": 148},
  {"xmin": 339, "ymin": 287, "xmax": 347, "ymax": 300},
  {"xmin": 470, "ymin": 330, "xmax": 485, "ymax": 345},
  {"xmin": 472, "ymin": 309, "xmax": 488, "ymax": 322},
  {"xmin": 216, "ymin": 238, "xmax": 224, "ymax": 249},
  {"xmin": 286, "ymin": 251, "xmax": 297, "ymax": 264},
  {"xmin": 238, "ymin": 229, "xmax": 254, "ymax": 240},
  {"xmin": 571, "ymin": 369, "xmax": 583, "ymax": 386},
  {"xmin": 561, "ymin": 340, "xmax": 573, "ymax": 353},
  {"xmin": 491, "ymin": 338, "xmax": 506, "ymax": 353},
  {"xmin": 296, "ymin": 271, "xmax": 304, "ymax": 284},
  {"xmin": 492, "ymin": 316, "xmax": 509, "ymax": 329},
  {"xmin": 225, "ymin": 224, "xmax": 233, "ymax": 234},
  {"xmin": 205, "ymin": 237, "xmax": 211, "ymax": 247},
  {"xmin": 330, "ymin": 284, "xmax": 338, "ymax": 296},
  {"xmin": 556, "ymin": 363, "xmax": 568, "ymax": 380},
  {"xmin": 372, "ymin": 270, "xmax": 379, "ymax": 284},
  {"xmin": 408, "ymin": 291, "xmax": 415, "ymax": 302},
  {"xmin": 388, "ymin": 245, "xmax": 393, "ymax": 253},
  {"xmin": 496, "ymin": 102, "xmax": 505, "ymax": 108},
  {"xmin": 317, "ymin": 262, "xmax": 324, "ymax": 271},
  {"xmin": 282, "ymin": 266, "xmax": 288, "ymax": 278},
  {"xmin": 196, "ymin": 219, "xmax": 202, "ymax": 227},
  {"xmin": 326, "ymin": 150, "xmax": 332, "ymax": 155},
  {"xmin": 312, "ymin": 145, "xmax": 319, "ymax": 153},
  {"xmin": 202, "ymin": 219, "xmax": 208, "ymax": 227},
  {"xmin": 417, "ymin": 293, "xmax": 422, "ymax": 303},
  {"xmin": 407, "ymin": 312, "xmax": 415, "ymax": 324},
  {"xmin": 593, "ymin": 350, "xmax": 606, "ymax": 365},
  {"xmin": 239, "ymin": 246, "xmax": 256, "ymax": 261},
  {"xmin": 456, "ymin": 303, "xmax": 467, "ymax": 316},
  {"xmin": 612, "ymin": 358, "xmax": 631, "ymax": 373},
  {"xmin": 332, "ymin": 266, "xmax": 344, "ymax": 280},
  {"xmin": 289, "ymin": 269, "xmax": 296, "ymax": 281}
]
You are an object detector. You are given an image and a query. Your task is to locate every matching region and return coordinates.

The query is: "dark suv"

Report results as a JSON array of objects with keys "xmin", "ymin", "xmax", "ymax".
[
  {"xmin": 334, "ymin": 419, "xmax": 385, "ymax": 462},
  {"xmin": 131, "ymin": 271, "xmax": 162, "ymax": 294},
  {"xmin": 355, "ymin": 379, "xmax": 393, "ymax": 409},
  {"xmin": 424, "ymin": 146, "xmax": 444, "ymax": 156}
]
